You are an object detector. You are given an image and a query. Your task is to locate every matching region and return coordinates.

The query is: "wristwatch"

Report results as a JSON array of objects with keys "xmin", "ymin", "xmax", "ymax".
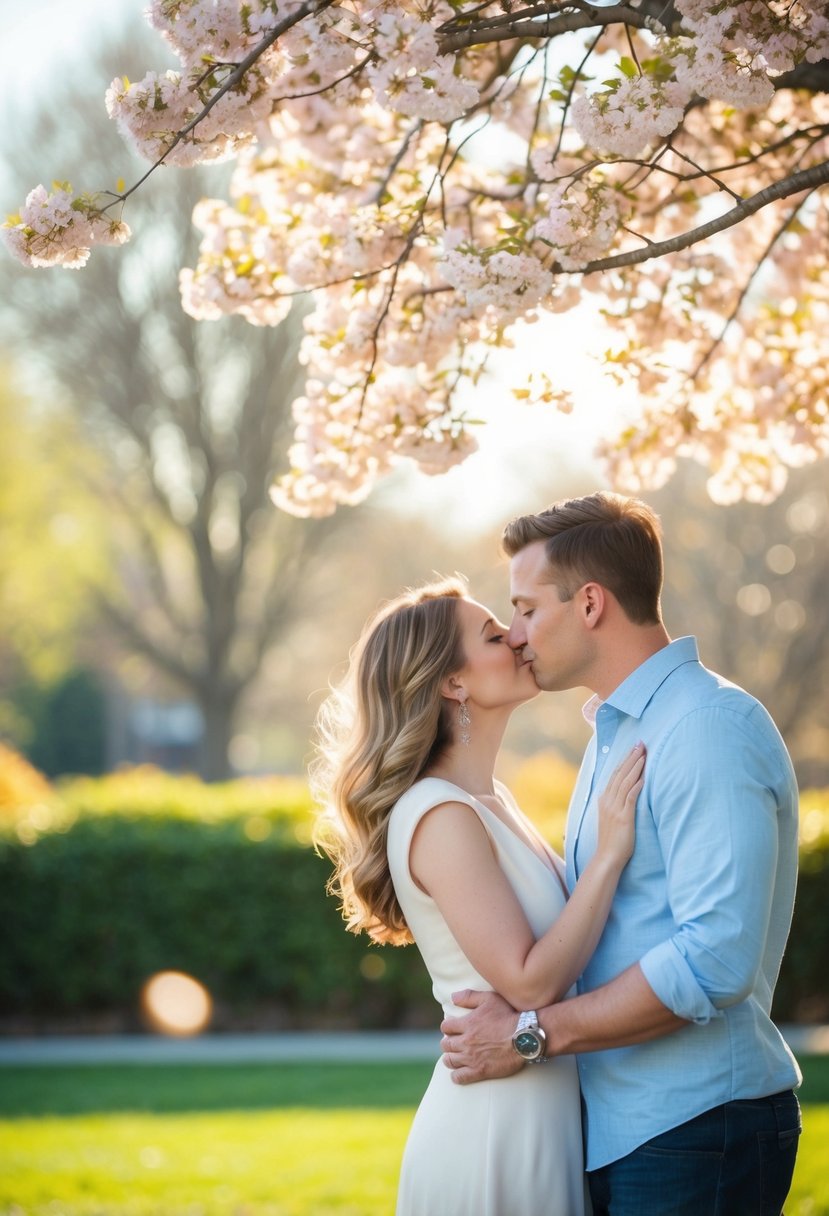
[{"xmin": 511, "ymin": 1010, "xmax": 547, "ymax": 1063}]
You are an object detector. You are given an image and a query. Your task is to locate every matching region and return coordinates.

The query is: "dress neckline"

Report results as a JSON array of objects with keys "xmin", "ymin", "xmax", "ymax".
[{"xmin": 415, "ymin": 775, "xmax": 566, "ymax": 892}]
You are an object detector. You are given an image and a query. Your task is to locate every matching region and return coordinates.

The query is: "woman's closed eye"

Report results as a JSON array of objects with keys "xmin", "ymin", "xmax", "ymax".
[{"xmin": 488, "ymin": 634, "xmax": 504, "ymax": 643}]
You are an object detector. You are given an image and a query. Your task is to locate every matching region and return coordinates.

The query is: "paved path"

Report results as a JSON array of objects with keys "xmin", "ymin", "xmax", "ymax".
[
  {"xmin": 1, "ymin": 1026, "xmax": 826, "ymax": 1066},
  {"xmin": 0, "ymin": 1031, "xmax": 441, "ymax": 1066}
]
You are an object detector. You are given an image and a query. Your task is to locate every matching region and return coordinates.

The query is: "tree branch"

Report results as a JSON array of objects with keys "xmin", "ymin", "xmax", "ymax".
[
  {"xmin": 438, "ymin": 3, "xmax": 659, "ymax": 54},
  {"xmin": 571, "ymin": 158, "xmax": 829, "ymax": 275},
  {"xmin": 84, "ymin": 466, "xmax": 197, "ymax": 640},
  {"xmin": 93, "ymin": 591, "xmax": 197, "ymax": 689}
]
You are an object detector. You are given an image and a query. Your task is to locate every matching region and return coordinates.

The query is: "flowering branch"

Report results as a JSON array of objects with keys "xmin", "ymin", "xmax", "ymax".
[{"xmin": 108, "ymin": 0, "xmax": 337, "ymax": 210}]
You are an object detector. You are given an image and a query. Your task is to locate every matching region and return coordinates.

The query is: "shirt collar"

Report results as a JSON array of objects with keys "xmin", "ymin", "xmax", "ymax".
[{"xmin": 582, "ymin": 636, "xmax": 700, "ymax": 724}]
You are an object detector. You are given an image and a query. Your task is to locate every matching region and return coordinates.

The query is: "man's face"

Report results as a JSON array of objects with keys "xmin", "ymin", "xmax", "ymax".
[{"xmin": 506, "ymin": 541, "xmax": 592, "ymax": 692}]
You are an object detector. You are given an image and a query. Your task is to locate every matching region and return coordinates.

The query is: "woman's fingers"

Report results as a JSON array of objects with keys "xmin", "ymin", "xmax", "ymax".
[
  {"xmin": 605, "ymin": 744, "xmax": 646, "ymax": 797},
  {"xmin": 618, "ymin": 756, "xmax": 646, "ymax": 796},
  {"xmin": 625, "ymin": 776, "xmax": 645, "ymax": 808}
]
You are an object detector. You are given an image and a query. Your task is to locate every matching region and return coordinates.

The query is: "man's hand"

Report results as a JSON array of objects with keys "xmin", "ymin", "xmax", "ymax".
[{"xmin": 439, "ymin": 989, "xmax": 522, "ymax": 1085}]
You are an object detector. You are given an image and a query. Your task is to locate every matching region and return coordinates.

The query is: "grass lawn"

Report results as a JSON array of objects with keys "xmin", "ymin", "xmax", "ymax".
[{"xmin": 0, "ymin": 1056, "xmax": 827, "ymax": 1215}]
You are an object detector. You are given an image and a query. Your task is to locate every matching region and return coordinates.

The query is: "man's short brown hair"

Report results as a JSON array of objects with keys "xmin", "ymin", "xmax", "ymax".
[{"xmin": 502, "ymin": 491, "xmax": 663, "ymax": 625}]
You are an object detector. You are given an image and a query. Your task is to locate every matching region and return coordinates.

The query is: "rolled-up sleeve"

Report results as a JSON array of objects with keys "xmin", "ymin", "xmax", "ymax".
[{"xmin": 638, "ymin": 703, "xmax": 785, "ymax": 1024}]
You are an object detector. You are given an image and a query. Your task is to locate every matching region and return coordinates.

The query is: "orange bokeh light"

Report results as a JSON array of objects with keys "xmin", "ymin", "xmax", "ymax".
[{"xmin": 140, "ymin": 970, "xmax": 213, "ymax": 1037}]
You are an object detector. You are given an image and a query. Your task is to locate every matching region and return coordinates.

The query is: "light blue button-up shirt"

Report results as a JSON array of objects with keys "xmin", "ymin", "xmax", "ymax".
[{"xmin": 565, "ymin": 636, "xmax": 801, "ymax": 1171}]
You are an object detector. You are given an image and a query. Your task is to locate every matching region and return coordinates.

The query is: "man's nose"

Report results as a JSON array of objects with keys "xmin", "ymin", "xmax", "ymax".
[{"xmin": 506, "ymin": 616, "xmax": 525, "ymax": 651}]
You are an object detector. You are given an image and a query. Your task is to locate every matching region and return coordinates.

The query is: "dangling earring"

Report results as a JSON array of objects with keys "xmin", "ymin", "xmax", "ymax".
[{"xmin": 457, "ymin": 700, "xmax": 471, "ymax": 746}]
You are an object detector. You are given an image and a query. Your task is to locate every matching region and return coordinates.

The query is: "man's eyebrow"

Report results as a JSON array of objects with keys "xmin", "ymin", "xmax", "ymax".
[{"xmin": 510, "ymin": 594, "xmax": 533, "ymax": 607}]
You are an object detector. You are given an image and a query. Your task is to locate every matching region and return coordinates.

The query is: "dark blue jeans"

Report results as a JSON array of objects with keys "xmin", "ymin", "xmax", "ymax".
[{"xmin": 587, "ymin": 1089, "xmax": 801, "ymax": 1216}]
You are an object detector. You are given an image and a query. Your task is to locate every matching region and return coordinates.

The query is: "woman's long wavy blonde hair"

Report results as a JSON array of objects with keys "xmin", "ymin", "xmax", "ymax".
[{"xmin": 311, "ymin": 577, "xmax": 467, "ymax": 945}]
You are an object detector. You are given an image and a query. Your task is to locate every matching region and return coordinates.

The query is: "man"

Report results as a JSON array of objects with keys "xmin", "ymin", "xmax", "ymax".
[{"xmin": 440, "ymin": 491, "xmax": 801, "ymax": 1215}]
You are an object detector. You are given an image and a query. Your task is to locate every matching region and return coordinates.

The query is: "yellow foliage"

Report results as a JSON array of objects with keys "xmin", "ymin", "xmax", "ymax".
[
  {"xmin": 57, "ymin": 764, "xmax": 312, "ymax": 821},
  {"xmin": 0, "ymin": 742, "xmax": 55, "ymax": 817},
  {"xmin": 798, "ymin": 788, "xmax": 829, "ymax": 857},
  {"xmin": 2, "ymin": 751, "xmax": 828, "ymax": 863},
  {"xmin": 505, "ymin": 751, "xmax": 579, "ymax": 853},
  {"xmin": 0, "ymin": 743, "xmax": 67, "ymax": 844},
  {"xmin": 0, "ymin": 759, "xmax": 315, "ymax": 845}
]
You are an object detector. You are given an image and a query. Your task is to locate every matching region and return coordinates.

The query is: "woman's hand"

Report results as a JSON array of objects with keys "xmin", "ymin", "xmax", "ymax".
[{"xmin": 595, "ymin": 743, "xmax": 645, "ymax": 870}]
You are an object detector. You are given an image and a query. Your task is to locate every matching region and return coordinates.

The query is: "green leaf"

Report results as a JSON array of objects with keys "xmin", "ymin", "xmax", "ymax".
[
  {"xmin": 619, "ymin": 57, "xmax": 638, "ymax": 79},
  {"xmin": 641, "ymin": 56, "xmax": 674, "ymax": 82},
  {"xmin": 559, "ymin": 65, "xmax": 592, "ymax": 85}
]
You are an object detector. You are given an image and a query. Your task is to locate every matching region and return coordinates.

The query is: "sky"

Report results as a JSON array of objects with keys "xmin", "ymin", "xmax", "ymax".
[
  {"xmin": 0, "ymin": 0, "xmax": 139, "ymax": 102},
  {"xmin": 1, "ymin": 0, "xmax": 629, "ymax": 530}
]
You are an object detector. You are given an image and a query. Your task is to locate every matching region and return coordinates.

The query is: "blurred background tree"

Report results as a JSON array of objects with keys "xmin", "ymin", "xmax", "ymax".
[
  {"xmin": 0, "ymin": 36, "xmax": 349, "ymax": 780},
  {"xmin": 652, "ymin": 463, "xmax": 829, "ymax": 786},
  {"xmin": 0, "ymin": 367, "xmax": 111, "ymax": 771}
]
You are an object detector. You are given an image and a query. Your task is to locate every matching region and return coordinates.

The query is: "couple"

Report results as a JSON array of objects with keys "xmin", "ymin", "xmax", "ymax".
[{"xmin": 314, "ymin": 491, "xmax": 802, "ymax": 1215}]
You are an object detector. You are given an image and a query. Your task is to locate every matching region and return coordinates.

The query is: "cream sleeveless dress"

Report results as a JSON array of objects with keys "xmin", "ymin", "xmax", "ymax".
[{"xmin": 387, "ymin": 776, "xmax": 590, "ymax": 1216}]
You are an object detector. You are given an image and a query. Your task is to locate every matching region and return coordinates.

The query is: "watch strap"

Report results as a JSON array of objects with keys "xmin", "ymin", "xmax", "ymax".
[{"xmin": 515, "ymin": 1010, "xmax": 538, "ymax": 1033}]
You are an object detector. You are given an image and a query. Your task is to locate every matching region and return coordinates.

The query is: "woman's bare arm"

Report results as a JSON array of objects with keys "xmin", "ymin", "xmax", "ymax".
[{"xmin": 409, "ymin": 747, "xmax": 644, "ymax": 1010}]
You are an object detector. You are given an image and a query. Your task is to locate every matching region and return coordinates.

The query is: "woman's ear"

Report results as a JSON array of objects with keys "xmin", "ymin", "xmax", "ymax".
[{"xmin": 440, "ymin": 674, "xmax": 465, "ymax": 702}]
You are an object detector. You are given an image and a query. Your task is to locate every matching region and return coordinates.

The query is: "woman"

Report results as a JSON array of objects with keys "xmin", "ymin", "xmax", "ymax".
[{"xmin": 313, "ymin": 577, "xmax": 644, "ymax": 1216}]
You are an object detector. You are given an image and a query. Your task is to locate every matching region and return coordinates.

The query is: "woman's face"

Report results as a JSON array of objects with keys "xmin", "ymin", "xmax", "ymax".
[{"xmin": 451, "ymin": 598, "xmax": 539, "ymax": 711}]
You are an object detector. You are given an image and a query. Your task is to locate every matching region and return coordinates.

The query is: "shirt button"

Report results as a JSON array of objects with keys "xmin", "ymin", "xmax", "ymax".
[{"xmin": 601, "ymin": 745, "xmax": 609, "ymax": 754}]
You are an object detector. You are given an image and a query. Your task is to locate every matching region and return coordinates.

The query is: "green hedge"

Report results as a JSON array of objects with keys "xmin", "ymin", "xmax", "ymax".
[
  {"xmin": 0, "ymin": 813, "xmax": 434, "ymax": 1029},
  {"xmin": 1, "ymin": 779, "xmax": 827, "ymax": 1029},
  {"xmin": 774, "ymin": 789, "xmax": 829, "ymax": 1022}
]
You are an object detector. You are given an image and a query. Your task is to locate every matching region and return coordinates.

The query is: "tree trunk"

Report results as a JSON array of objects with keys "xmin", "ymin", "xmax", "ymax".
[{"xmin": 197, "ymin": 690, "xmax": 238, "ymax": 782}]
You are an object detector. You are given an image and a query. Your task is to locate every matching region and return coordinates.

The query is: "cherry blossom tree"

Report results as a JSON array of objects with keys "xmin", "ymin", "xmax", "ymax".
[{"xmin": 4, "ymin": 0, "xmax": 829, "ymax": 516}]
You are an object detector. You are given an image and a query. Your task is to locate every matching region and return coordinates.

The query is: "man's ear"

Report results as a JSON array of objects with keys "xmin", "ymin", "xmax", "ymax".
[{"xmin": 579, "ymin": 582, "xmax": 606, "ymax": 629}]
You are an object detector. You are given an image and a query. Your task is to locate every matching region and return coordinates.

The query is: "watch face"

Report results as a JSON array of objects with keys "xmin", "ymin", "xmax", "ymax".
[{"xmin": 514, "ymin": 1030, "xmax": 542, "ymax": 1059}]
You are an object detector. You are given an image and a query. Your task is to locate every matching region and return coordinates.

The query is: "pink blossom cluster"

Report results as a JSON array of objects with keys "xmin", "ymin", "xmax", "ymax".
[
  {"xmin": 367, "ymin": 11, "xmax": 479, "ymax": 122},
  {"xmin": 439, "ymin": 230, "xmax": 554, "ymax": 322},
  {"xmin": 146, "ymin": 0, "xmax": 282, "ymax": 62},
  {"xmin": 572, "ymin": 75, "xmax": 690, "ymax": 159},
  {"xmin": 530, "ymin": 178, "xmax": 627, "ymax": 271},
  {"xmin": 103, "ymin": 0, "xmax": 288, "ymax": 165},
  {"xmin": 2, "ymin": 183, "xmax": 130, "ymax": 269},
  {"xmin": 675, "ymin": 0, "xmax": 829, "ymax": 74},
  {"xmin": 670, "ymin": 40, "xmax": 774, "ymax": 109},
  {"xmin": 270, "ymin": 370, "xmax": 479, "ymax": 516},
  {"xmin": 105, "ymin": 67, "xmax": 272, "ymax": 166}
]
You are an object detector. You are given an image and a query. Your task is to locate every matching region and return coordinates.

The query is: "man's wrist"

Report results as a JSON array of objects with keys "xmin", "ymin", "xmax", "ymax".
[{"xmin": 537, "ymin": 1003, "xmax": 570, "ymax": 1057}]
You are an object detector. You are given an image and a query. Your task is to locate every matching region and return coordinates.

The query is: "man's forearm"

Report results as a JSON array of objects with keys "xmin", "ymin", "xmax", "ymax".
[{"xmin": 539, "ymin": 962, "xmax": 688, "ymax": 1055}]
